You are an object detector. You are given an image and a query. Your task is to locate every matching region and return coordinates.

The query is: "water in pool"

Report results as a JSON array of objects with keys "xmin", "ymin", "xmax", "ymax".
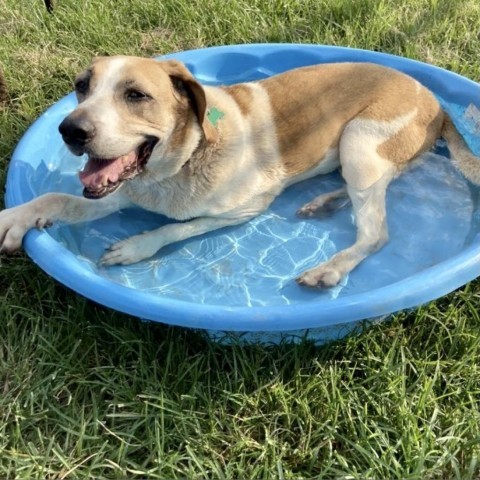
[{"xmin": 40, "ymin": 100, "xmax": 479, "ymax": 307}]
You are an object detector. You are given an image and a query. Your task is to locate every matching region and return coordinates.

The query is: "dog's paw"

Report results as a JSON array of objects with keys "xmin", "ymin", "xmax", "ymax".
[
  {"xmin": 296, "ymin": 203, "xmax": 318, "ymax": 218},
  {"xmin": 297, "ymin": 199, "xmax": 341, "ymax": 218},
  {"xmin": 101, "ymin": 234, "xmax": 159, "ymax": 266},
  {"xmin": 296, "ymin": 266, "xmax": 342, "ymax": 289},
  {"xmin": 0, "ymin": 209, "xmax": 32, "ymax": 253},
  {"xmin": 297, "ymin": 191, "xmax": 350, "ymax": 219},
  {"xmin": 0, "ymin": 205, "xmax": 53, "ymax": 253}
]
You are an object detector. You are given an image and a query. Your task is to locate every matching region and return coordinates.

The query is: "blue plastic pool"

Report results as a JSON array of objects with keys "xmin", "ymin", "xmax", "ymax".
[{"xmin": 6, "ymin": 44, "xmax": 480, "ymax": 344}]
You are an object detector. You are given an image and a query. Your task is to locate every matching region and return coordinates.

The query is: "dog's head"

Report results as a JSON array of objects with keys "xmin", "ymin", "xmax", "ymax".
[{"xmin": 59, "ymin": 56, "xmax": 217, "ymax": 199}]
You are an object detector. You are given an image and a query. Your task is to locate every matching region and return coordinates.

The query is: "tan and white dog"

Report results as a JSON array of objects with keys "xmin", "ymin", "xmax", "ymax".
[{"xmin": 0, "ymin": 56, "xmax": 479, "ymax": 288}]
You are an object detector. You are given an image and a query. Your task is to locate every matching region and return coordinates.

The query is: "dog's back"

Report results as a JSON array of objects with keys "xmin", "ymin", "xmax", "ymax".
[{"xmin": 249, "ymin": 63, "xmax": 444, "ymax": 184}]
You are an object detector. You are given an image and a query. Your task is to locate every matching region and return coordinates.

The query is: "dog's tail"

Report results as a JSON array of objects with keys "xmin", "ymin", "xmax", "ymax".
[{"xmin": 442, "ymin": 114, "xmax": 480, "ymax": 185}]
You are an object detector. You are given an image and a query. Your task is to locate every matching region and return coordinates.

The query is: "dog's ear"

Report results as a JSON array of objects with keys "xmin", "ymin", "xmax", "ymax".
[{"xmin": 164, "ymin": 60, "xmax": 218, "ymax": 144}]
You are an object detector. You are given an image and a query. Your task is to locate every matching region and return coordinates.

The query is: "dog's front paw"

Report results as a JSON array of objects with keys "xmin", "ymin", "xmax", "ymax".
[
  {"xmin": 0, "ymin": 208, "xmax": 38, "ymax": 253},
  {"xmin": 296, "ymin": 266, "xmax": 342, "ymax": 289},
  {"xmin": 101, "ymin": 234, "xmax": 160, "ymax": 266}
]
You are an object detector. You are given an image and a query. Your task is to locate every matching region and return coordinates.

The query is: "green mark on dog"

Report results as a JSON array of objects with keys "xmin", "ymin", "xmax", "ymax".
[{"xmin": 207, "ymin": 107, "xmax": 224, "ymax": 127}]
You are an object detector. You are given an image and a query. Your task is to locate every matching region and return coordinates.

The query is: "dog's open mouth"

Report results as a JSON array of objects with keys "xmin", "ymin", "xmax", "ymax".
[{"xmin": 79, "ymin": 138, "xmax": 157, "ymax": 199}]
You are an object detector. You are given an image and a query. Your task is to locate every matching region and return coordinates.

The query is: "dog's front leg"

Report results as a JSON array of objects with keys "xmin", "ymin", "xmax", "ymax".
[
  {"xmin": 0, "ymin": 192, "xmax": 129, "ymax": 253},
  {"xmin": 101, "ymin": 216, "xmax": 245, "ymax": 266}
]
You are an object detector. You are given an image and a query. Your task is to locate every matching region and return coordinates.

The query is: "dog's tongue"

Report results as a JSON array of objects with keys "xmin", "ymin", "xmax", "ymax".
[{"xmin": 79, "ymin": 151, "xmax": 137, "ymax": 189}]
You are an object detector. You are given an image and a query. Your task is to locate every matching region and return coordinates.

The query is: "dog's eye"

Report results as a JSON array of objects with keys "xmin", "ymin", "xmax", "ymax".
[
  {"xmin": 126, "ymin": 89, "xmax": 150, "ymax": 102},
  {"xmin": 74, "ymin": 79, "xmax": 89, "ymax": 94}
]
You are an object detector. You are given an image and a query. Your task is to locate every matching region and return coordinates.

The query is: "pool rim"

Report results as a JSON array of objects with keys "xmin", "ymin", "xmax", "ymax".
[{"xmin": 6, "ymin": 43, "xmax": 480, "ymax": 332}]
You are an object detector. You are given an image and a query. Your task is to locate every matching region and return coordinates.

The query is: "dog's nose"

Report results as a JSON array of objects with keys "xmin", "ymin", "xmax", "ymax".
[{"xmin": 58, "ymin": 115, "xmax": 96, "ymax": 149}]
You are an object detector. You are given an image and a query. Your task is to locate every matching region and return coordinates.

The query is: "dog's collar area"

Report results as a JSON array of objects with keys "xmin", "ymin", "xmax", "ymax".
[{"xmin": 207, "ymin": 107, "xmax": 224, "ymax": 127}]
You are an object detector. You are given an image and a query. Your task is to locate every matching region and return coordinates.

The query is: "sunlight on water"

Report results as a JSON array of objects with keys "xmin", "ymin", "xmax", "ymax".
[{"xmin": 29, "ymin": 90, "xmax": 478, "ymax": 308}]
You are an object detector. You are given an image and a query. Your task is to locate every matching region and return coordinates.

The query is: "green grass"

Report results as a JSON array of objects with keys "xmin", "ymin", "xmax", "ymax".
[{"xmin": 1, "ymin": 0, "xmax": 480, "ymax": 478}]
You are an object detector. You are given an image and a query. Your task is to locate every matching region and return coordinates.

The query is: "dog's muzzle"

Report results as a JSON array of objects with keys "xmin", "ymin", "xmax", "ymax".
[{"xmin": 58, "ymin": 114, "xmax": 96, "ymax": 155}]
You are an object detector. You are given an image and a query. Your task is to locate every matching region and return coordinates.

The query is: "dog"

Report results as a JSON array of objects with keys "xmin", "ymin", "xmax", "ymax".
[{"xmin": 0, "ymin": 56, "xmax": 479, "ymax": 288}]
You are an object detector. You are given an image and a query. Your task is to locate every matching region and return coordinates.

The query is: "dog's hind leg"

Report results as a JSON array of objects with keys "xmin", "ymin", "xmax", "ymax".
[
  {"xmin": 296, "ymin": 169, "xmax": 394, "ymax": 288},
  {"xmin": 297, "ymin": 187, "xmax": 350, "ymax": 218},
  {"xmin": 296, "ymin": 112, "xmax": 406, "ymax": 288}
]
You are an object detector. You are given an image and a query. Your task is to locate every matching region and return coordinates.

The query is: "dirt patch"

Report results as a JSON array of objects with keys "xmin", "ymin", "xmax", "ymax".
[
  {"xmin": 0, "ymin": 66, "xmax": 7, "ymax": 103},
  {"xmin": 140, "ymin": 27, "xmax": 176, "ymax": 55},
  {"xmin": 139, "ymin": 27, "xmax": 204, "ymax": 56}
]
